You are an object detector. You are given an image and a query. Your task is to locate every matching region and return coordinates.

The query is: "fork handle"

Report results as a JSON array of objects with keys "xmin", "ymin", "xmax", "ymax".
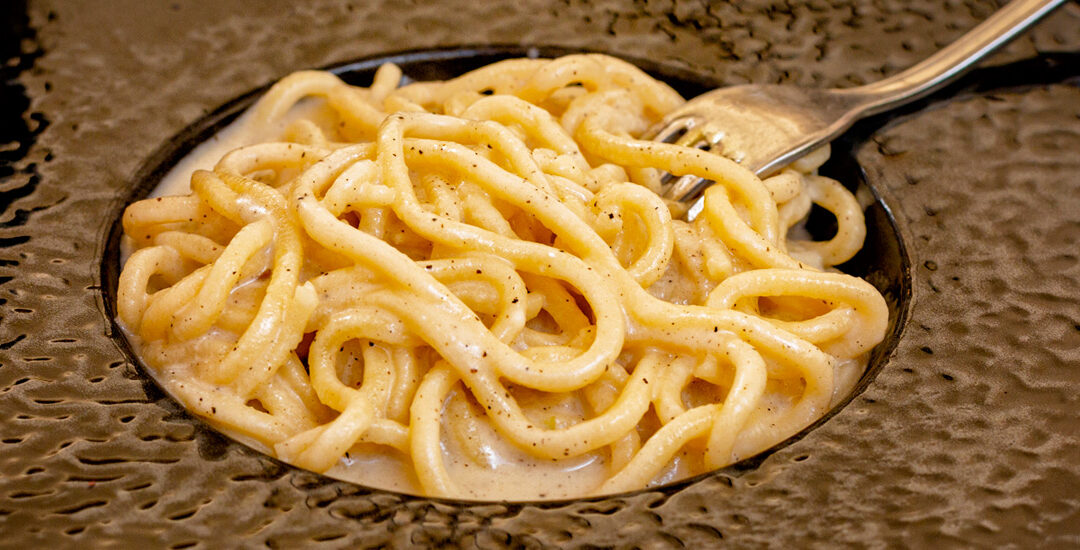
[{"xmin": 842, "ymin": 0, "xmax": 1067, "ymax": 116}]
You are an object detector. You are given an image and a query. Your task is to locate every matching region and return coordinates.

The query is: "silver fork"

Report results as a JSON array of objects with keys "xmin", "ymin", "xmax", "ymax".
[{"xmin": 649, "ymin": 0, "xmax": 1067, "ymax": 220}]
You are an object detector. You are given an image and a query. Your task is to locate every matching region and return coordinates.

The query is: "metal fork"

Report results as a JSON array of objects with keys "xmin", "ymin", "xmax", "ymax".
[{"xmin": 648, "ymin": 0, "xmax": 1067, "ymax": 220}]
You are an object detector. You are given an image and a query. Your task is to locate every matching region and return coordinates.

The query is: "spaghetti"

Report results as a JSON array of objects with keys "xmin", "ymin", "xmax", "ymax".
[{"xmin": 117, "ymin": 54, "xmax": 888, "ymax": 499}]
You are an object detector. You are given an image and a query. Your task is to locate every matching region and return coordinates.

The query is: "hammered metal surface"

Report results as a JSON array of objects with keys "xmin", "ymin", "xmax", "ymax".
[{"xmin": 2, "ymin": 0, "xmax": 1079, "ymax": 547}]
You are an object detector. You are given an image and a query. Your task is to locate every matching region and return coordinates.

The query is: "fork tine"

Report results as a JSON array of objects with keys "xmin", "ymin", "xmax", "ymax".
[
  {"xmin": 647, "ymin": 116, "xmax": 698, "ymax": 143},
  {"xmin": 665, "ymin": 174, "xmax": 713, "ymax": 203},
  {"xmin": 673, "ymin": 129, "xmax": 712, "ymax": 150},
  {"xmin": 648, "ymin": 116, "xmax": 719, "ymax": 203},
  {"xmin": 657, "ymin": 129, "xmax": 716, "ymax": 200}
]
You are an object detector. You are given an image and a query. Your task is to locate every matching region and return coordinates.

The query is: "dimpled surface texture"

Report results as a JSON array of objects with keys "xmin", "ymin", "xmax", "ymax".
[{"xmin": 2, "ymin": 0, "xmax": 1080, "ymax": 548}]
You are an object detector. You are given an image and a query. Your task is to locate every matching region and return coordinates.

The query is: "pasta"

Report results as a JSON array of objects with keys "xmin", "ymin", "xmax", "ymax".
[{"xmin": 117, "ymin": 54, "xmax": 888, "ymax": 500}]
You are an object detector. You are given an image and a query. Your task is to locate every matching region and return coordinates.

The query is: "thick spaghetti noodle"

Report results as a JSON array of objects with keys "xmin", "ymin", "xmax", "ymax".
[{"xmin": 117, "ymin": 54, "xmax": 888, "ymax": 499}]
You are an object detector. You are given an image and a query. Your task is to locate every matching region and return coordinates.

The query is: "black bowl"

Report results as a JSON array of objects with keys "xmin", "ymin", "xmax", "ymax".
[{"xmin": 100, "ymin": 44, "xmax": 913, "ymax": 502}]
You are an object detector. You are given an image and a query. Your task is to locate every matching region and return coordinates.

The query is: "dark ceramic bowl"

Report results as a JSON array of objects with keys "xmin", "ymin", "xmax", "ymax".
[
  {"xmin": 100, "ymin": 43, "xmax": 913, "ymax": 501},
  {"xmin": 3, "ymin": 2, "xmax": 1080, "ymax": 547}
]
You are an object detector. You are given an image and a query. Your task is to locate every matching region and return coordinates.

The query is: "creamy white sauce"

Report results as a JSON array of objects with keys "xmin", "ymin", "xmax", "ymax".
[{"xmin": 153, "ymin": 98, "xmax": 327, "ymax": 198}]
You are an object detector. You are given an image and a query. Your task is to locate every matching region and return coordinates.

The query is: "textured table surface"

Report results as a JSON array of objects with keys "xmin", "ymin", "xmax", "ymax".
[{"xmin": 2, "ymin": 0, "xmax": 1080, "ymax": 547}]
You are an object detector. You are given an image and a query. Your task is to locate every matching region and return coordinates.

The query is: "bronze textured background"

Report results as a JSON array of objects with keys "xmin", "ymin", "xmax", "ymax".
[{"xmin": 1, "ymin": 0, "xmax": 1079, "ymax": 547}]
